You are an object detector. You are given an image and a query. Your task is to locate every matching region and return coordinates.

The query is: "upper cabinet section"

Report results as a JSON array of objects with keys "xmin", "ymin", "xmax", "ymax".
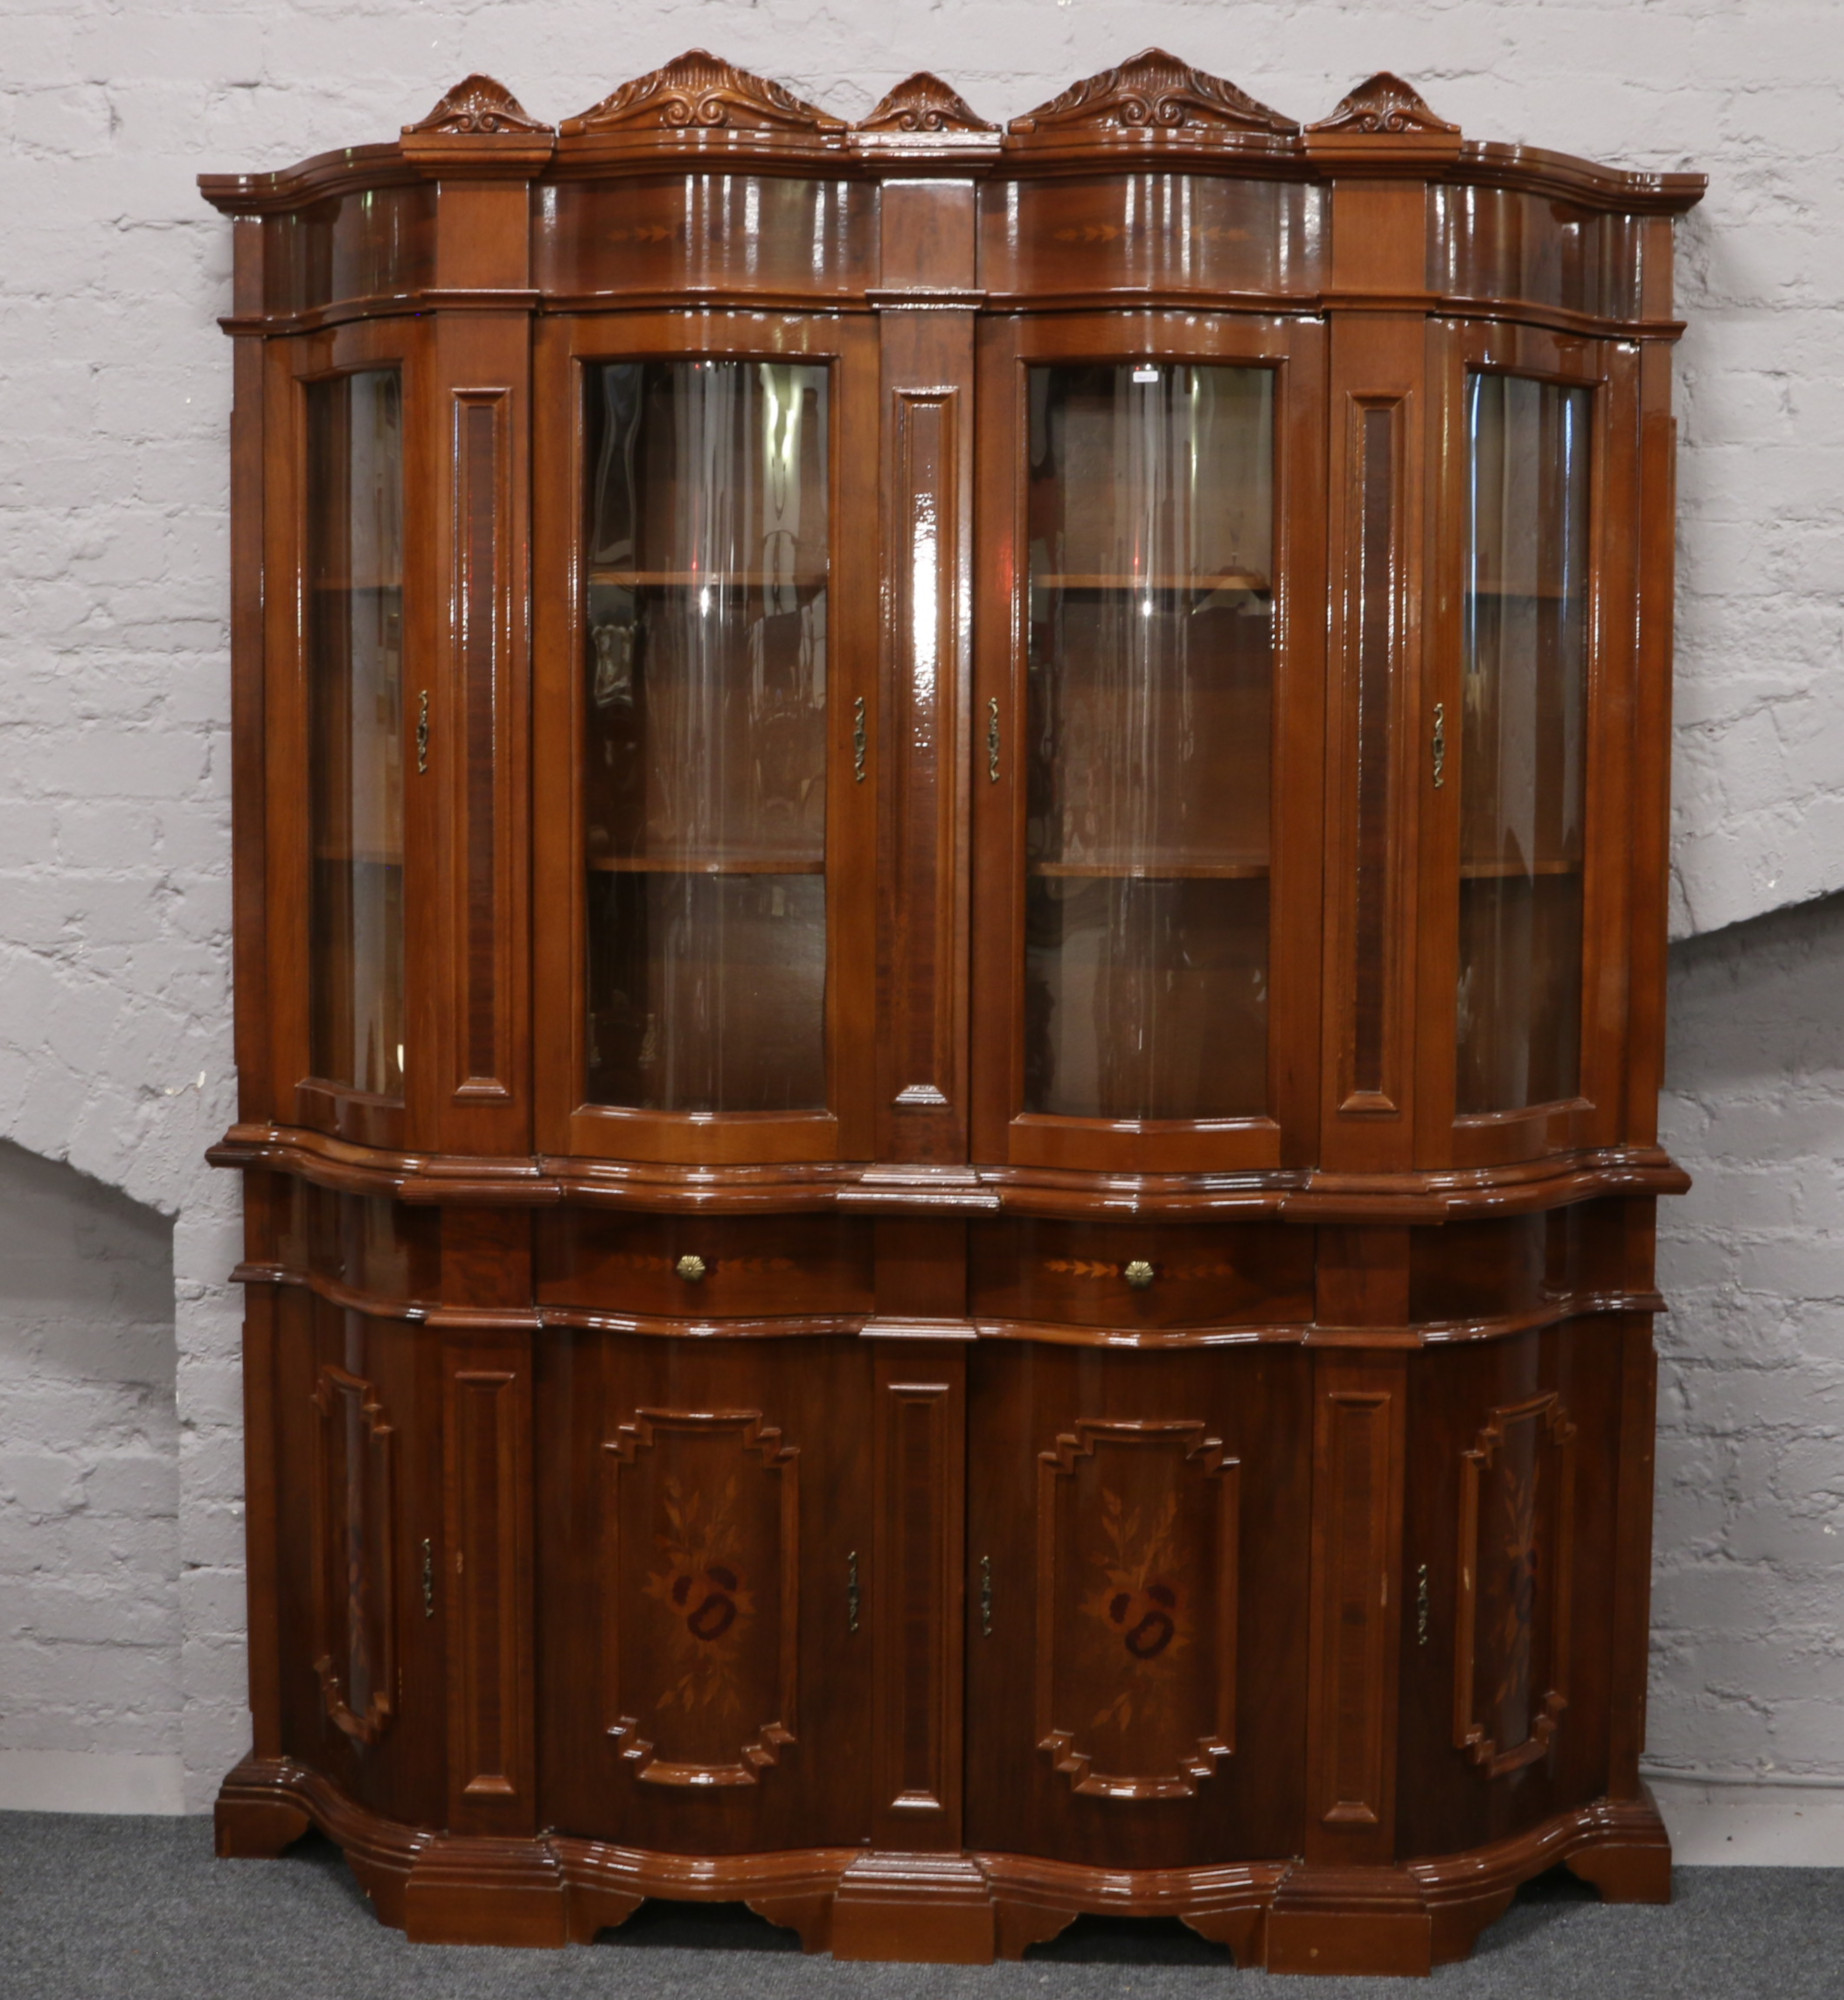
[
  {"xmin": 202, "ymin": 53, "xmax": 1703, "ymax": 333},
  {"xmin": 205, "ymin": 55, "xmax": 1702, "ymax": 1203}
]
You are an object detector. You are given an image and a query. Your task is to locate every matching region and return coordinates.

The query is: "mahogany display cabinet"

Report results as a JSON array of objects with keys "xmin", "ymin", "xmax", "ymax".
[{"xmin": 200, "ymin": 52, "xmax": 1704, "ymax": 1975}]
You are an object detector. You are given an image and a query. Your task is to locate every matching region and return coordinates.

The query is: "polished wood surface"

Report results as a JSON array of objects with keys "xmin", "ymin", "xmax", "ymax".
[{"xmin": 205, "ymin": 51, "xmax": 1701, "ymax": 1976}]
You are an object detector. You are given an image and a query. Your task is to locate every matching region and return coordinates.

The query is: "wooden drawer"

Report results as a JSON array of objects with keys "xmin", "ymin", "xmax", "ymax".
[
  {"xmin": 536, "ymin": 1210, "xmax": 876, "ymax": 1322},
  {"xmin": 968, "ymin": 1219, "xmax": 1313, "ymax": 1331}
]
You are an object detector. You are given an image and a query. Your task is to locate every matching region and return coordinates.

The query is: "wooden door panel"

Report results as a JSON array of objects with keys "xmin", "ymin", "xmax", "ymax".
[
  {"xmin": 966, "ymin": 1342, "xmax": 1310, "ymax": 1869},
  {"xmin": 536, "ymin": 1331, "xmax": 874, "ymax": 1853},
  {"xmin": 272, "ymin": 1289, "xmax": 448, "ymax": 1832},
  {"xmin": 1394, "ymin": 1322, "xmax": 1624, "ymax": 1864}
]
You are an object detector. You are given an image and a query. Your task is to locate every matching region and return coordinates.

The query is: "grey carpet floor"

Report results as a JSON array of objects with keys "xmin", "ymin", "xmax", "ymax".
[{"xmin": 0, "ymin": 1815, "xmax": 1837, "ymax": 1999}]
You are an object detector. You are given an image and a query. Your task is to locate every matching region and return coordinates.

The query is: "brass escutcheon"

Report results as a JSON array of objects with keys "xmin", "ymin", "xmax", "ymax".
[
  {"xmin": 1124, "ymin": 1259, "xmax": 1156, "ymax": 1289},
  {"xmin": 676, "ymin": 1254, "xmax": 707, "ymax": 1282}
]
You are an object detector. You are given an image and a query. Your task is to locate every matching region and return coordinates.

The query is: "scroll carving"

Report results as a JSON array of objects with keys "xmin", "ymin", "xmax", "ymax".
[
  {"xmin": 403, "ymin": 74, "xmax": 550, "ymax": 137},
  {"xmin": 1010, "ymin": 48, "xmax": 1296, "ymax": 139},
  {"xmin": 1311, "ymin": 72, "xmax": 1459, "ymax": 137},
  {"xmin": 858, "ymin": 73, "xmax": 995, "ymax": 134},
  {"xmin": 564, "ymin": 50, "xmax": 845, "ymax": 136},
  {"xmin": 311, "ymin": 1364, "xmax": 397, "ymax": 1744},
  {"xmin": 1455, "ymin": 1391, "xmax": 1576, "ymax": 1778},
  {"xmin": 1035, "ymin": 1420, "xmax": 1239, "ymax": 1801},
  {"xmin": 603, "ymin": 1408, "xmax": 800, "ymax": 1787}
]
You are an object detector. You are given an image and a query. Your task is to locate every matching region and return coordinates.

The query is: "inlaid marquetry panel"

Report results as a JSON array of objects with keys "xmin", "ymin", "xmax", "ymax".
[
  {"xmin": 311, "ymin": 1363, "xmax": 398, "ymax": 1743},
  {"xmin": 1034, "ymin": 1420, "xmax": 1239, "ymax": 1801},
  {"xmin": 603, "ymin": 1409, "xmax": 800, "ymax": 1787},
  {"xmin": 1455, "ymin": 1390, "xmax": 1577, "ymax": 1777}
]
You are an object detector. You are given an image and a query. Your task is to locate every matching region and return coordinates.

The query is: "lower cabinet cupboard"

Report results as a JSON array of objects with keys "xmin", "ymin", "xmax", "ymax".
[{"xmin": 219, "ymin": 1196, "xmax": 1675, "ymax": 1973}]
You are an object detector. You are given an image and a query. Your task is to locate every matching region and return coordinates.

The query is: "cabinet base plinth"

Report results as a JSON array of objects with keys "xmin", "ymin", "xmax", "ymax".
[{"xmin": 215, "ymin": 1759, "xmax": 1670, "ymax": 1974}]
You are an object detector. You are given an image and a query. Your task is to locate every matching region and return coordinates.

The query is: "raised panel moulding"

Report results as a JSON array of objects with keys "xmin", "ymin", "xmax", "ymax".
[
  {"xmin": 563, "ymin": 51, "xmax": 847, "ymax": 137},
  {"xmin": 1035, "ymin": 1421, "xmax": 1239, "ymax": 1801},
  {"xmin": 310, "ymin": 1364, "xmax": 397, "ymax": 1745},
  {"xmin": 603, "ymin": 1409, "xmax": 800, "ymax": 1787},
  {"xmin": 1009, "ymin": 49, "xmax": 1297, "ymax": 142}
]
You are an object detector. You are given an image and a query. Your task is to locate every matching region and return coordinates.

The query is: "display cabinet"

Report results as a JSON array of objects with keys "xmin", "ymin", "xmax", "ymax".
[{"xmin": 202, "ymin": 52, "xmax": 1703, "ymax": 1975}]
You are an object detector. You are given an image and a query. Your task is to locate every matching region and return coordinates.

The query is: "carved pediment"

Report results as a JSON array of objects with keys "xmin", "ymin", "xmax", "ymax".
[
  {"xmin": 563, "ymin": 50, "xmax": 846, "ymax": 137},
  {"xmin": 403, "ymin": 74, "xmax": 550, "ymax": 138},
  {"xmin": 858, "ymin": 73, "xmax": 996, "ymax": 134},
  {"xmin": 1010, "ymin": 49, "xmax": 1296, "ymax": 139},
  {"xmin": 1310, "ymin": 72, "xmax": 1459, "ymax": 137}
]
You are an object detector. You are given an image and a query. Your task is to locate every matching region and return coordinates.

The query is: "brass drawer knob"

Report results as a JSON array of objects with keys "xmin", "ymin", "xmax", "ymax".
[
  {"xmin": 1123, "ymin": 1259, "xmax": 1156, "ymax": 1290},
  {"xmin": 675, "ymin": 1254, "xmax": 707, "ymax": 1282}
]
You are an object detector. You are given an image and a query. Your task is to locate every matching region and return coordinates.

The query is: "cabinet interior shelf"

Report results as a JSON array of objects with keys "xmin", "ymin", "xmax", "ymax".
[
  {"xmin": 587, "ymin": 569, "xmax": 829, "ymax": 589},
  {"xmin": 1029, "ymin": 858, "xmax": 1270, "ymax": 880},
  {"xmin": 1458, "ymin": 858, "xmax": 1583, "ymax": 880},
  {"xmin": 1032, "ymin": 572, "xmax": 1269, "ymax": 593},
  {"xmin": 587, "ymin": 854, "xmax": 825, "ymax": 876}
]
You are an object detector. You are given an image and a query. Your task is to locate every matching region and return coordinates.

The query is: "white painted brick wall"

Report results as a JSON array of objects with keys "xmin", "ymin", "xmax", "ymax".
[{"xmin": 0, "ymin": 0, "xmax": 1839, "ymax": 1833}]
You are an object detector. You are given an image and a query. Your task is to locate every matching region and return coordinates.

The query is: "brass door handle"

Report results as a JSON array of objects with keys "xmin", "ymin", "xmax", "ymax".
[
  {"xmin": 987, "ymin": 696, "xmax": 1001, "ymax": 782},
  {"xmin": 1124, "ymin": 1259, "xmax": 1156, "ymax": 1290},
  {"xmin": 676, "ymin": 1254, "xmax": 707, "ymax": 1282},
  {"xmin": 853, "ymin": 695, "xmax": 867, "ymax": 783},
  {"xmin": 416, "ymin": 689, "xmax": 430, "ymax": 775},
  {"xmin": 1432, "ymin": 701, "xmax": 1446, "ymax": 789}
]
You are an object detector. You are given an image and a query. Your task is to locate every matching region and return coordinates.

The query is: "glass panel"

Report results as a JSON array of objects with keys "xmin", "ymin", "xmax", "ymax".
[
  {"xmin": 583, "ymin": 360, "xmax": 829, "ymax": 1112},
  {"xmin": 306, "ymin": 370, "xmax": 405, "ymax": 1098},
  {"xmin": 1456, "ymin": 373, "xmax": 1591, "ymax": 1115},
  {"xmin": 1024, "ymin": 363, "xmax": 1274, "ymax": 1121}
]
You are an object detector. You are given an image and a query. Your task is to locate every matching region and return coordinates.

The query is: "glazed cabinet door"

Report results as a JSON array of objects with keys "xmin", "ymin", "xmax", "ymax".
[
  {"xmin": 970, "ymin": 313, "xmax": 1325, "ymax": 1174},
  {"xmin": 532, "ymin": 313, "xmax": 879, "ymax": 1167},
  {"xmin": 262, "ymin": 324, "xmax": 427, "ymax": 1152},
  {"xmin": 1416, "ymin": 326, "xmax": 1642, "ymax": 1170},
  {"xmin": 534, "ymin": 1331, "xmax": 875, "ymax": 1854},
  {"xmin": 965, "ymin": 1340, "xmax": 1311, "ymax": 1870}
]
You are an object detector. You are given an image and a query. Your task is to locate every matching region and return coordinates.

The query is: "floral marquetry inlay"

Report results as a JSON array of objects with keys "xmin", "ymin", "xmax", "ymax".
[
  {"xmin": 604, "ymin": 1408, "xmax": 799, "ymax": 1787},
  {"xmin": 1455, "ymin": 1391, "xmax": 1577, "ymax": 1778},
  {"xmin": 1036, "ymin": 1421, "xmax": 1239, "ymax": 1800}
]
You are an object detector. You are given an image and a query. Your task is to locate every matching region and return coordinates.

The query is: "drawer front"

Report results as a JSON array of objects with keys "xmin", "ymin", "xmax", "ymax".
[
  {"xmin": 969, "ymin": 1219, "xmax": 1313, "ymax": 1331},
  {"xmin": 537, "ymin": 1210, "xmax": 876, "ymax": 1322}
]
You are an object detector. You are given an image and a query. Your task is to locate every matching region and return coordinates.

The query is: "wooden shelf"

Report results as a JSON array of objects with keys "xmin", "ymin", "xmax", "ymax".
[
  {"xmin": 1029, "ymin": 858, "xmax": 1269, "ymax": 881},
  {"xmin": 586, "ymin": 569, "xmax": 829, "ymax": 589},
  {"xmin": 587, "ymin": 854, "xmax": 825, "ymax": 876},
  {"xmin": 1458, "ymin": 858, "xmax": 1582, "ymax": 880},
  {"xmin": 1032, "ymin": 572, "xmax": 1269, "ymax": 593}
]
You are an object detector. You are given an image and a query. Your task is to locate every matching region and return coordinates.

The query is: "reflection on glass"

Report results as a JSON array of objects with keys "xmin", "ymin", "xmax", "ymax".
[
  {"xmin": 1024, "ymin": 363, "xmax": 1274, "ymax": 1121},
  {"xmin": 306, "ymin": 370, "xmax": 405, "ymax": 1099},
  {"xmin": 583, "ymin": 360, "xmax": 829, "ymax": 1112},
  {"xmin": 1456, "ymin": 373, "xmax": 1591, "ymax": 1114}
]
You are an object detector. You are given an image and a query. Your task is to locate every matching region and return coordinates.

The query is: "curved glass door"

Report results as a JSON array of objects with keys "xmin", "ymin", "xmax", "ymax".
[
  {"xmin": 1024, "ymin": 363, "xmax": 1274, "ymax": 1121},
  {"xmin": 581, "ymin": 360, "xmax": 830, "ymax": 1114},
  {"xmin": 305, "ymin": 368, "xmax": 405, "ymax": 1100},
  {"xmin": 1456, "ymin": 374, "xmax": 1590, "ymax": 1115}
]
